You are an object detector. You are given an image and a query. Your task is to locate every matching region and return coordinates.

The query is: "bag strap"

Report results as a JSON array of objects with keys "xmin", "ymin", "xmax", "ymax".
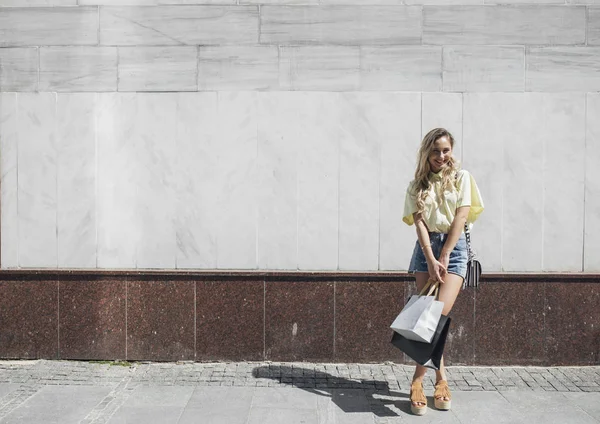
[
  {"xmin": 418, "ymin": 279, "xmax": 440, "ymax": 298},
  {"xmin": 464, "ymin": 222, "xmax": 475, "ymax": 261}
]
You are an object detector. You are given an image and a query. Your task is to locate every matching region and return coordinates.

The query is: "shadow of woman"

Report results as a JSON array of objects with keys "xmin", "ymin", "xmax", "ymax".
[{"xmin": 252, "ymin": 364, "xmax": 414, "ymax": 417}]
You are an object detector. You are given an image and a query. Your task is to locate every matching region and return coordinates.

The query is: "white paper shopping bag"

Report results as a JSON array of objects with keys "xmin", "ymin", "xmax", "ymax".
[{"xmin": 390, "ymin": 280, "xmax": 444, "ymax": 343}]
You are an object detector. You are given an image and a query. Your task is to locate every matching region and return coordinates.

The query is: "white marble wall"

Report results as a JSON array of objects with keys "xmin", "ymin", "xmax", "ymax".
[{"xmin": 1, "ymin": 2, "xmax": 599, "ymax": 272}]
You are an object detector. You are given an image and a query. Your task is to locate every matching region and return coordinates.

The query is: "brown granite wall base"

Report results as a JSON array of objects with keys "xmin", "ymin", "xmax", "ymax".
[{"xmin": 0, "ymin": 271, "xmax": 598, "ymax": 366}]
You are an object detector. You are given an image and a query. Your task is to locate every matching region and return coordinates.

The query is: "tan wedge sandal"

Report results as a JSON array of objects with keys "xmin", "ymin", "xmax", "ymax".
[
  {"xmin": 410, "ymin": 382, "xmax": 428, "ymax": 416},
  {"xmin": 434, "ymin": 380, "xmax": 452, "ymax": 410}
]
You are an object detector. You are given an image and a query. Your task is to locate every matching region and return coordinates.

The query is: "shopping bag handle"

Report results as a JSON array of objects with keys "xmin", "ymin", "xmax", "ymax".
[{"xmin": 418, "ymin": 279, "xmax": 440, "ymax": 298}]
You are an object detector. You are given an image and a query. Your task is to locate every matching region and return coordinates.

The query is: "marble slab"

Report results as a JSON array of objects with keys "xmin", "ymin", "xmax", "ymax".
[
  {"xmin": 198, "ymin": 45, "xmax": 278, "ymax": 91},
  {"xmin": 589, "ymin": 7, "xmax": 600, "ymax": 45},
  {"xmin": 296, "ymin": 93, "xmax": 339, "ymax": 270},
  {"xmin": 260, "ymin": 6, "xmax": 422, "ymax": 45},
  {"xmin": 40, "ymin": 47, "xmax": 117, "ymax": 92},
  {"xmin": 443, "ymin": 46, "xmax": 525, "ymax": 92},
  {"xmin": 0, "ymin": 7, "xmax": 98, "ymax": 47},
  {"xmin": 256, "ymin": 93, "xmax": 298, "ymax": 269},
  {"xmin": 0, "ymin": 0, "xmax": 76, "ymax": 4},
  {"xmin": 0, "ymin": 93, "xmax": 18, "ymax": 268},
  {"xmin": 584, "ymin": 93, "xmax": 600, "ymax": 271},
  {"xmin": 360, "ymin": 46, "xmax": 442, "ymax": 92},
  {"xmin": 134, "ymin": 94, "xmax": 178, "ymax": 268},
  {"xmin": 0, "ymin": 48, "xmax": 38, "ymax": 92},
  {"xmin": 540, "ymin": 93, "xmax": 585, "ymax": 272},
  {"xmin": 526, "ymin": 47, "xmax": 600, "ymax": 92},
  {"xmin": 214, "ymin": 92, "xmax": 258, "ymax": 269},
  {"xmin": 56, "ymin": 94, "xmax": 97, "ymax": 268},
  {"xmin": 378, "ymin": 93, "xmax": 421, "ymax": 270},
  {"xmin": 423, "ymin": 6, "xmax": 586, "ymax": 45},
  {"xmin": 96, "ymin": 93, "xmax": 137, "ymax": 268},
  {"xmin": 100, "ymin": 6, "xmax": 259, "ymax": 46},
  {"xmin": 118, "ymin": 47, "xmax": 197, "ymax": 92},
  {"xmin": 83, "ymin": 0, "xmax": 235, "ymax": 3},
  {"xmin": 174, "ymin": 93, "xmax": 219, "ymax": 269},
  {"xmin": 421, "ymin": 93, "xmax": 462, "ymax": 162},
  {"xmin": 279, "ymin": 46, "xmax": 360, "ymax": 91},
  {"xmin": 338, "ymin": 94, "xmax": 380, "ymax": 270},
  {"xmin": 17, "ymin": 93, "xmax": 58, "ymax": 268}
]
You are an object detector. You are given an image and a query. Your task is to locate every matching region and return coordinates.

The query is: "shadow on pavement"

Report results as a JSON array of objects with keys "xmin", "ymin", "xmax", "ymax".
[{"xmin": 252, "ymin": 365, "xmax": 411, "ymax": 417}]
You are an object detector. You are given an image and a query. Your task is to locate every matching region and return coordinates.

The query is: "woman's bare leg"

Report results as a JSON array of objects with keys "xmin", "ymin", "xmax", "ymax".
[{"xmin": 411, "ymin": 272, "xmax": 430, "ymax": 407}]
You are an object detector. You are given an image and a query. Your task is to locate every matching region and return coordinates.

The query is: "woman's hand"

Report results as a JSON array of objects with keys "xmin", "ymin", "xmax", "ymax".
[
  {"xmin": 438, "ymin": 251, "xmax": 451, "ymax": 281},
  {"xmin": 427, "ymin": 259, "xmax": 447, "ymax": 284}
]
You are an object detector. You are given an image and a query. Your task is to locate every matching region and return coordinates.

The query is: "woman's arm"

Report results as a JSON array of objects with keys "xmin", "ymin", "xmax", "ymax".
[
  {"xmin": 413, "ymin": 212, "xmax": 446, "ymax": 283},
  {"xmin": 438, "ymin": 206, "xmax": 470, "ymax": 273}
]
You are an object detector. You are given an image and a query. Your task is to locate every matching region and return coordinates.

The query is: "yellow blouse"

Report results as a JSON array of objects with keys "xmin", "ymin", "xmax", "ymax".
[{"xmin": 402, "ymin": 169, "xmax": 484, "ymax": 233}]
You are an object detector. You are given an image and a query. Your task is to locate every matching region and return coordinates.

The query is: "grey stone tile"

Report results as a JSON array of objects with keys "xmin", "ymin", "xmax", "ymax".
[
  {"xmin": 588, "ymin": 7, "xmax": 600, "ymax": 45},
  {"xmin": 526, "ymin": 47, "xmax": 600, "ymax": 91},
  {"xmin": 0, "ymin": 383, "xmax": 21, "ymax": 399},
  {"xmin": 0, "ymin": 0, "xmax": 76, "ymax": 5},
  {"xmin": 562, "ymin": 392, "xmax": 600, "ymax": 420},
  {"xmin": 260, "ymin": 6, "xmax": 422, "ymax": 45},
  {"xmin": 178, "ymin": 387, "xmax": 254, "ymax": 424},
  {"xmin": 39, "ymin": 47, "xmax": 117, "ymax": 92},
  {"xmin": 451, "ymin": 391, "xmax": 522, "ymax": 423},
  {"xmin": 443, "ymin": 46, "xmax": 524, "ymax": 92},
  {"xmin": 246, "ymin": 406, "xmax": 318, "ymax": 424},
  {"xmin": 360, "ymin": 46, "xmax": 442, "ymax": 91},
  {"xmin": 423, "ymin": 6, "xmax": 586, "ymax": 45},
  {"xmin": 84, "ymin": 0, "xmax": 235, "ymax": 3},
  {"xmin": 1, "ymin": 385, "xmax": 110, "ymax": 424},
  {"xmin": 0, "ymin": 48, "xmax": 38, "ymax": 92},
  {"xmin": 100, "ymin": 6, "xmax": 259, "ymax": 46},
  {"xmin": 108, "ymin": 386, "xmax": 194, "ymax": 423},
  {"xmin": 279, "ymin": 46, "xmax": 360, "ymax": 91},
  {"xmin": 251, "ymin": 387, "xmax": 318, "ymax": 410},
  {"xmin": 198, "ymin": 45, "xmax": 278, "ymax": 90},
  {"xmin": 500, "ymin": 391, "xmax": 599, "ymax": 424},
  {"xmin": 118, "ymin": 46, "xmax": 197, "ymax": 92},
  {"xmin": 0, "ymin": 7, "xmax": 98, "ymax": 47},
  {"xmin": 485, "ymin": 0, "xmax": 564, "ymax": 3}
]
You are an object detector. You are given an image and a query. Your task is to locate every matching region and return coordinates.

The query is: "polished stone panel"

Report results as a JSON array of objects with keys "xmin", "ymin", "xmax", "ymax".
[
  {"xmin": 0, "ymin": 93, "xmax": 18, "ymax": 268},
  {"xmin": 335, "ymin": 280, "xmax": 405, "ymax": 362},
  {"xmin": 56, "ymin": 94, "xmax": 97, "ymax": 268},
  {"xmin": 585, "ymin": 93, "xmax": 600, "ymax": 271},
  {"xmin": 100, "ymin": 6, "xmax": 259, "ymax": 46},
  {"xmin": 96, "ymin": 93, "xmax": 137, "ymax": 268},
  {"xmin": 256, "ymin": 93, "xmax": 298, "ymax": 269},
  {"xmin": 118, "ymin": 47, "xmax": 197, "ymax": 92},
  {"xmin": 527, "ymin": 47, "xmax": 600, "ymax": 92},
  {"xmin": 540, "ymin": 93, "xmax": 585, "ymax": 272},
  {"xmin": 474, "ymin": 282, "xmax": 545, "ymax": 365},
  {"xmin": 444, "ymin": 287, "xmax": 474, "ymax": 365},
  {"xmin": 589, "ymin": 7, "xmax": 600, "ymax": 45},
  {"xmin": 265, "ymin": 280, "xmax": 334, "ymax": 361},
  {"xmin": 83, "ymin": 0, "xmax": 234, "ymax": 3},
  {"xmin": 0, "ymin": 279, "xmax": 58, "ymax": 359},
  {"xmin": 215, "ymin": 92, "xmax": 258, "ymax": 269},
  {"xmin": 360, "ymin": 46, "xmax": 442, "ymax": 92},
  {"xmin": 443, "ymin": 46, "xmax": 525, "ymax": 92},
  {"xmin": 279, "ymin": 46, "xmax": 360, "ymax": 91},
  {"xmin": 545, "ymin": 283, "xmax": 600, "ymax": 365},
  {"xmin": 59, "ymin": 277, "xmax": 126, "ymax": 360},
  {"xmin": 0, "ymin": 48, "xmax": 38, "ymax": 92},
  {"xmin": 421, "ymin": 93, "xmax": 462, "ymax": 162},
  {"xmin": 127, "ymin": 279, "xmax": 195, "ymax": 361},
  {"xmin": 296, "ymin": 93, "xmax": 339, "ymax": 269},
  {"xmin": 0, "ymin": 7, "xmax": 98, "ymax": 47},
  {"xmin": 40, "ymin": 47, "xmax": 117, "ymax": 92},
  {"xmin": 174, "ymin": 93, "xmax": 219, "ymax": 269},
  {"xmin": 378, "ymin": 93, "xmax": 421, "ymax": 270},
  {"xmin": 423, "ymin": 6, "xmax": 586, "ymax": 45},
  {"xmin": 338, "ymin": 94, "xmax": 380, "ymax": 270},
  {"xmin": 0, "ymin": 0, "xmax": 76, "ymax": 3},
  {"xmin": 462, "ymin": 94, "xmax": 504, "ymax": 272},
  {"xmin": 260, "ymin": 6, "xmax": 422, "ymax": 45},
  {"xmin": 198, "ymin": 45, "xmax": 278, "ymax": 91},
  {"xmin": 17, "ymin": 93, "xmax": 58, "ymax": 268},
  {"xmin": 133, "ymin": 94, "xmax": 178, "ymax": 269},
  {"xmin": 196, "ymin": 280, "xmax": 263, "ymax": 361}
]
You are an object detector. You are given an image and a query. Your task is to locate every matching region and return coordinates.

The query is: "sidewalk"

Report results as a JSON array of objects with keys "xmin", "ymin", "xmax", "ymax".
[{"xmin": 0, "ymin": 360, "xmax": 599, "ymax": 423}]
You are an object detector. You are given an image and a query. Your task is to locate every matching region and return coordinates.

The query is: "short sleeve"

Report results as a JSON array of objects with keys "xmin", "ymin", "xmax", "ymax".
[
  {"xmin": 456, "ymin": 170, "xmax": 484, "ymax": 224},
  {"xmin": 402, "ymin": 182, "xmax": 418, "ymax": 226}
]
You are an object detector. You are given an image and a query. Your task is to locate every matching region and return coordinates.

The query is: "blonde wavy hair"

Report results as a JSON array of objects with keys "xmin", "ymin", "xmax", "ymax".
[{"xmin": 412, "ymin": 128, "xmax": 460, "ymax": 216}]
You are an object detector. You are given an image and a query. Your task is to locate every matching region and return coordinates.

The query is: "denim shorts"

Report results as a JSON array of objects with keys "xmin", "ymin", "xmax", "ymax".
[{"xmin": 408, "ymin": 233, "xmax": 468, "ymax": 279}]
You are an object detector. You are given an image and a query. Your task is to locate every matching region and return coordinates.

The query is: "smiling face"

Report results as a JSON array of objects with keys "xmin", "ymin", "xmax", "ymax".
[{"xmin": 428, "ymin": 136, "xmax": 452, "ymax": 173}]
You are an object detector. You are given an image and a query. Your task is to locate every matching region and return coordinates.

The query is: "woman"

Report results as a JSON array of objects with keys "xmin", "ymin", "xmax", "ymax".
[{"xmin": 402, "ymin": 128, "xmax": 484, "ymax": 415}]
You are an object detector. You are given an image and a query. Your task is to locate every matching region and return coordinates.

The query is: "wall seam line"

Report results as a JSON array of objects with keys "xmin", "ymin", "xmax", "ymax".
[{"xmin": 582, "ymin": 93, "xmax": 588, "ymax": 271}]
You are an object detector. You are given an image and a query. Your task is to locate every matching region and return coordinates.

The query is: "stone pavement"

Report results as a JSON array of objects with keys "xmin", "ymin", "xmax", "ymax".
[{"xmin": 0, "ymin": 360, "xmax": 599, "ymax": 423}]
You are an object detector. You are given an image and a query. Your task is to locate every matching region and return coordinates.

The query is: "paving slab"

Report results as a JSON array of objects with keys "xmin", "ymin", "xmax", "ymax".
[{"xmin": 178, "ymin": 386, "xmax": 254, "ymax": 424}]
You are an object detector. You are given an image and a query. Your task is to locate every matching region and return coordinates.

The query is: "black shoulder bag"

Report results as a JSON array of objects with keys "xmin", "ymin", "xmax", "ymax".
[{"xmin": 463, "ymin": 223, "xmax": 481, "ymax": 289}]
